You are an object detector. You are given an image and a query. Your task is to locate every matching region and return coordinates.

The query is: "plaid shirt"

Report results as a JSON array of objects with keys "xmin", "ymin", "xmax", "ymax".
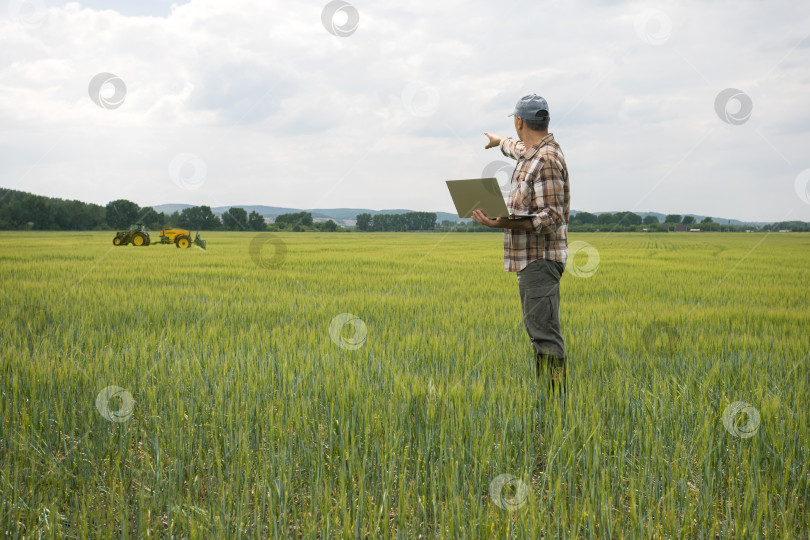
[{"xmin": 500, "ymin": 133, "xmax": 570, "ymax": 272}]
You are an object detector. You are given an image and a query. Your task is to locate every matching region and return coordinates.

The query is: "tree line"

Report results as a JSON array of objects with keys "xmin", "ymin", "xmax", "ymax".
[
  {"xmin": 0, "ymin": 189, "xmax": 342, "ymax": 232},
  {"xmin": 564, "ymin": 212, "xmax": 794, "ymax": 232},
  {"xmin": 0, "ymin": 188, "xmax": 107, "ymax": 230},
  {"xmin": 2, "ymin": 188, "xmax": 807, "ymax": 232},
  {"xmin": 355, "ymin": 212, "xmax": 437, "ymax": 231}
]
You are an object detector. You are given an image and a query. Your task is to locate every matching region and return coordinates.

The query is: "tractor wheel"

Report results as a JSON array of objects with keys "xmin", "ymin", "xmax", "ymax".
[
  {"xmin": 132, "ymin": 233, "xmax": 146, "ymax": 246},
  {"xmin": 176, "ymin": 236, "xmax": 190, "ymax": 249},
  {"xmin": 113, "ymin": 237, "xmax": 122, "ymax": 246}
]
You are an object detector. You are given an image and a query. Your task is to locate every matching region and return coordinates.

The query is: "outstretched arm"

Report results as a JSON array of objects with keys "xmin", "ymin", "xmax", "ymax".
[
  {"xmin": 484, "ymin": 132, "xmax": 524, "ymax": 160},
  {"xmin": 483, "ymin": 132, "xmax": 502, "ymax": 149}
]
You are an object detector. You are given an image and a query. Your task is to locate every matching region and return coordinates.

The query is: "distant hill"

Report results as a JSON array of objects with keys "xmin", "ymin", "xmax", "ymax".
[{"xmin": 151, "ymin": 204, "xmax": 772, "ymax": 227}]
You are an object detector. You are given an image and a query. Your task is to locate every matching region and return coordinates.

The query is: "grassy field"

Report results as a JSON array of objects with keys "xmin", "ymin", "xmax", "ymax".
[{"xmin": 1, "ymin": 231, "xmax": 808, "ymax": 538}]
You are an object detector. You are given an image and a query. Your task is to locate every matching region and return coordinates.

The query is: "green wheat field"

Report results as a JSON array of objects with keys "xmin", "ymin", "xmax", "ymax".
[{"xmin": 1, "ymin": 231, "xmax": 808, "ymax": 538}]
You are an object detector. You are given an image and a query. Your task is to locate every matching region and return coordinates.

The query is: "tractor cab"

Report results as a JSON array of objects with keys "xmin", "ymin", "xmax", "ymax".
[{"xmin": 113, "ymin": 223, "xmax": 150, "ymax": 246}]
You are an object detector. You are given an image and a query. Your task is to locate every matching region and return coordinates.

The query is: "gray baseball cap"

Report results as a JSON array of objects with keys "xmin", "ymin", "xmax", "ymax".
[{"xmin": 508, "ymin": 94, "xmax": 550, "ymax": 120}]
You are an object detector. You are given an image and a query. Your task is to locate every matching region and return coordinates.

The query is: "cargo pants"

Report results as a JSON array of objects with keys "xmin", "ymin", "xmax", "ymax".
[{"xmin": 516, "ymin": 258, "xmax": 566, "ymax": 362}]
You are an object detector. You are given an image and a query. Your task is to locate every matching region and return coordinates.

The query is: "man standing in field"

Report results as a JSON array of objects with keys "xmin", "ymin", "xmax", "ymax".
[{"xmin": 471, "ymin": 94, "xmax": 570, "ymax": 397}]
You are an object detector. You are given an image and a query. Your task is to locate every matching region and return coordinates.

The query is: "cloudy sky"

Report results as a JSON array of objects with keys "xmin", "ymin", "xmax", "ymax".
[{"xmin": 2, "ymin": 0, "xmax": 809, "ymax": 221}]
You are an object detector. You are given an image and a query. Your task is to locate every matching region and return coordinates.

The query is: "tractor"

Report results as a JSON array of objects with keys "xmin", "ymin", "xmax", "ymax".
[{"xmin": 112, "ymin": 223, "xmax": 206, "ymax": 249}]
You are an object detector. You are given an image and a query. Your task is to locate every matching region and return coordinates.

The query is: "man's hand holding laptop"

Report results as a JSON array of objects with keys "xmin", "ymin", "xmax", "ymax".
[{"xmin": 470, "ymin": 208, "xmax": 534, "ymax": 230}]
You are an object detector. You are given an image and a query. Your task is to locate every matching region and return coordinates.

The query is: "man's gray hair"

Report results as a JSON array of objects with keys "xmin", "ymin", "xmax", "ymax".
[{"xmin": 523, "ymin": 111, "xmax": 549, "ymax": 132}]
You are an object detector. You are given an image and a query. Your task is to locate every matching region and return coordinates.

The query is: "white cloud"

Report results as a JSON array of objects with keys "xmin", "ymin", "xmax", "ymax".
[{"xmin": 1, "ymin": 0, "xmax": 809, "ymax": 221}]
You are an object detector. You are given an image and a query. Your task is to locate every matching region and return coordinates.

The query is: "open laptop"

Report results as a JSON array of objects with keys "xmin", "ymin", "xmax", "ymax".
[{"xmin": 445, "ymin": 178, "xmax": 532, "ymax": 219}]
